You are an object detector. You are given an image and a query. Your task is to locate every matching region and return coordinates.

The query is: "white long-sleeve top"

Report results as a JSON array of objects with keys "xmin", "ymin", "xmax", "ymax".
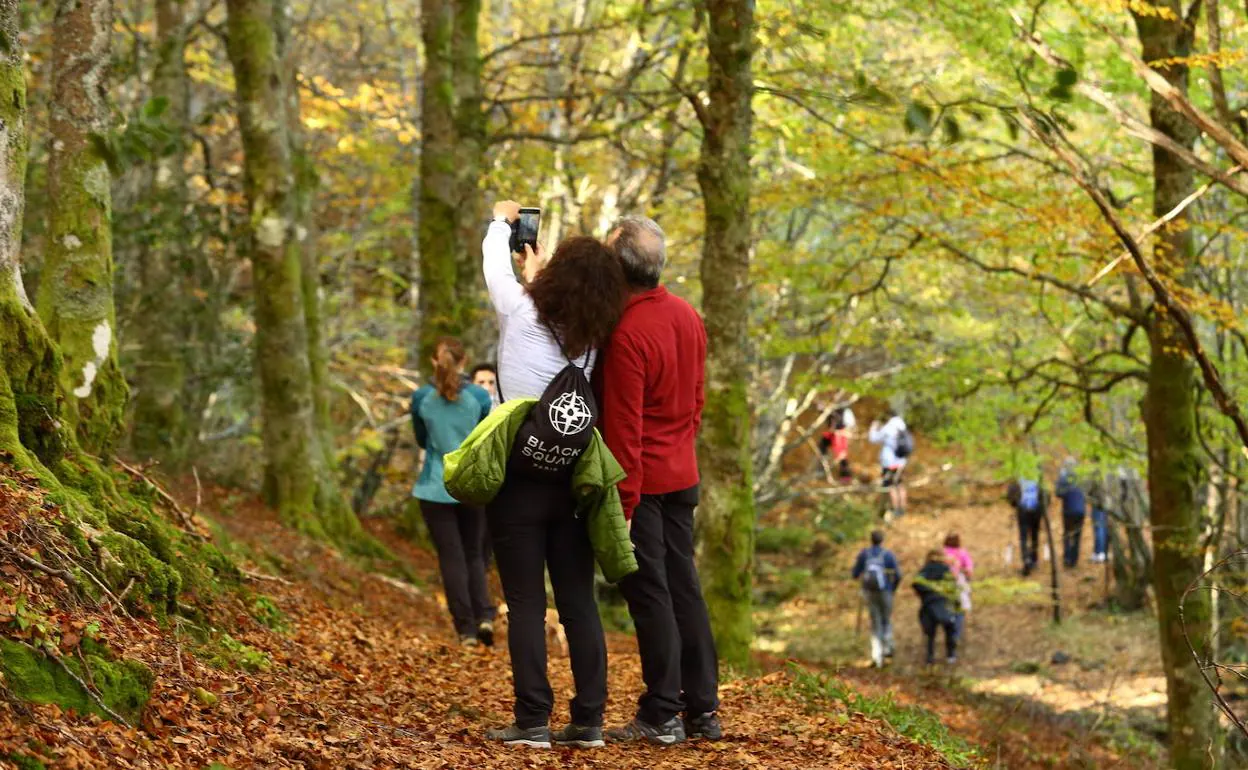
[
  {"xmin": 482, "ymin": 221, "xmax": 596, "ymax": 400},
  {"xmin": 868, "ymin": 415, "xmax": 908, "ymax": 469}
]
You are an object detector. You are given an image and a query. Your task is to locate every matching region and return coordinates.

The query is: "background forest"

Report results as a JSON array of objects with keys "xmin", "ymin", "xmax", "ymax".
[{"xmin": 2, "ymin": 0, "xmax": 1248, "ymax": 767}]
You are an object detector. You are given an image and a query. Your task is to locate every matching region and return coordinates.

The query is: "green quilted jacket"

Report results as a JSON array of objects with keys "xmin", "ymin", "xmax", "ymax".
[{"xmin": 443, "ymin": 399, "xmax": 638, "ymax": 583}]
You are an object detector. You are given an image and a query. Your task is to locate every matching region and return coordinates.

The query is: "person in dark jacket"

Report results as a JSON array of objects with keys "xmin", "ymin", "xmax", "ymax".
[
  {"xmin": 410, "ymin": 338, "xmax": 495, "ymax": 647},
  {"xmin": 1006, "ymin": 478, "xmax": 1049, "ymax": 576},
  {"xmin": 1055, "ymin": 458, "xmax": 1087, "ymax": 568},
  {"xmin": 594, "ymin": 216, "xmax": 719, "ymax": 747},
  {"xmin": 913, "ymin": 550, "xmax": 960, "ymax": 665}
]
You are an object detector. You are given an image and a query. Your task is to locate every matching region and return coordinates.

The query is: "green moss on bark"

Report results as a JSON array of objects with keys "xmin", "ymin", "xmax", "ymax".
[
  {"xmin": 695, "ymin": 0, "xmax": 757, "ymax": 668},
  {"xmin": 38, "ymin": 0, "xmax": 128, "ymax": 455}
]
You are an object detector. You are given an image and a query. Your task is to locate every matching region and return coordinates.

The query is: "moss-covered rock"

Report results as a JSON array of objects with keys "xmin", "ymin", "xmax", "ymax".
[{"xmin": 0, "ymin": 637, "xmax": 152, "ymax": 723}]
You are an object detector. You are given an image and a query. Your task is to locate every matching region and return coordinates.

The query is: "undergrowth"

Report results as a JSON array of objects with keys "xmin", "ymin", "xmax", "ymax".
[{"xmin": 784, "ymin": 663, "xmax": 981, "ymax": 768}]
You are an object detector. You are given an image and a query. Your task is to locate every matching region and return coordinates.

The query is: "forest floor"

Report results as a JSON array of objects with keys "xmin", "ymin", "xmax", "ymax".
[
  {"xmin": 0, "ymin": 465, "xmax": 965, "ymax": 770},
  {"xmin": 755, "ymin": 447, "xmax": 1168, "ymax": 769}
]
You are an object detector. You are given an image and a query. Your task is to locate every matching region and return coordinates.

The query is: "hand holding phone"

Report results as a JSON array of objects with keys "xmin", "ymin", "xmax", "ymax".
[{"xmin": 514, "ymin": 207, "xmax": 540, "ymax": 253}]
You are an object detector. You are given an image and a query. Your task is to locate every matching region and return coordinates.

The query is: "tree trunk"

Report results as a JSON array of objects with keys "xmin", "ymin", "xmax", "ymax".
[
  {"xmin": 694, "ymin": 0, "xmax": 756, "ymax": 667},
  {"xmin": 0, "ymin": 0, "xmax": 63, "ymax": 471},
  {"xmin": 417, "ymin": 0, "xmax": 482, "ymax": 363},
  {"xmin": 1133, "ymin": 4, "xmax": 1222, "ymax": 766},
  {"xmin": 281, "ymin": 7, "xmax": 335, "ymax": 461},
  {"xmin": 451, "ymin": 0, "xmax": 485, "ymax": 347},
  {"xmin": 38, "ymin": 0, "xmax": 127, "ymax": 455},
  {"xmin": 225, "ymin": 0, "xmax": 361, "ymax": 542},
  {"xmin": 128, "ymin": 0, "xmax": 198, "ymax": 467}
]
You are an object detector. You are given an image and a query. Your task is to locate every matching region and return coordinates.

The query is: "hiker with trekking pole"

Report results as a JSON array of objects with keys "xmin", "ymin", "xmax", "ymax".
[{"xmin": 851, "ymin": 530, "xmax": 901, "ymax": 668}]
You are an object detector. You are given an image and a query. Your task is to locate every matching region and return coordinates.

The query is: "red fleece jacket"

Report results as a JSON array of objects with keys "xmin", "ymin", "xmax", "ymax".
[{"xmin": 594, "ymin": 287, "xmax": 706, "ymax": 519}]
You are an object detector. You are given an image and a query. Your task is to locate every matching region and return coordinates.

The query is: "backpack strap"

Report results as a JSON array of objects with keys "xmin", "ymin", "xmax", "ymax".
[{"xmin": 543, "ymin": 321, "xmax": 592, "ymax": 370}]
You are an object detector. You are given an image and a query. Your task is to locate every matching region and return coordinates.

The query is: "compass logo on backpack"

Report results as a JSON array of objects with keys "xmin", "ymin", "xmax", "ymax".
[{"xmin": 548, "ymin": 391, "xmax": 592, "ymax": 436}]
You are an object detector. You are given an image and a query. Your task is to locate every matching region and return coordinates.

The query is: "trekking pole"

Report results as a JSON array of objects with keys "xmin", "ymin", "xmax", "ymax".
[{"xmin": 855, "ymin": 592, "xmax": 864, "ymax": 636}]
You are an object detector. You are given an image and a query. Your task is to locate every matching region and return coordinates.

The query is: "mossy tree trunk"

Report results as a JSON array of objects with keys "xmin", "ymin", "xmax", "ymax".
[
  {"xmin": 418, "ymin": 0, "xmax": 482, "ymax": 363},
  {"xmin": 128, "ymin": 0, "xmax": 200, "ymax": 468},
  {"xmin": 1133, "ymin": 4, "xmax": 1221, "ymax": 766},
  {"xmin": 282, "ymin": 6, "xmax": 335, "ymax": 461},
  {"xmin": 0, "ymin": 2, "xmax": 201, "ymax": 619},
  {"xmin": 0, "ymin": 0, "xmax": 63, "ymax": 472},
  {"xmin": 694, "ymin": 0, "xmax": 756, "ymax": 668},
  {"xmin": 225, "ymin": 0, "xmax": 361, "ymax": 542},
  {"xmin": 37, "ymin": 0, "xmax": 127, "ymax": 456}
]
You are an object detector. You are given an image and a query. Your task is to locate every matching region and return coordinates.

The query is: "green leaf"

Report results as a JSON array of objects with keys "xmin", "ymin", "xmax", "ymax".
[
  {"xmin": 941, "ymin": 115, "xmax": 962, "ymax": 144},
  {"xmin": 143, "ymin": 96, "xmax": 170, "ymax": 119},
  {"xmin": 904, "ymin": 101, "xmax": 934, "ymax": 135},
  {"xmin": 1055, "ymin": 67, "xmax": 1078, "ymax": 88}
]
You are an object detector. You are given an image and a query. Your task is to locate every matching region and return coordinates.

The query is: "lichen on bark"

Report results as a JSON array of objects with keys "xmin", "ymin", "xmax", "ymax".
[{"xmin": 37, "ymin": 0, "xmax": 127, "ymax": 456}]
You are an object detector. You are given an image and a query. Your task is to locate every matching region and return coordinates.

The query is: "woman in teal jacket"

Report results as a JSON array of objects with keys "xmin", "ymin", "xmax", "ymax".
[{"xmin": 411, "ymin": 337, "xmax": 495, "ymax": 646}]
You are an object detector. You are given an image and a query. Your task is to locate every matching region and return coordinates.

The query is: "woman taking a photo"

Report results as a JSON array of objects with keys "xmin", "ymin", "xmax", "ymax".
[
  {"xmin": 410, "ymin": 338, "xmax": 495, "ymax": 646},
  {"xmin": 479, "ymin": 199, "xmax": 629, "ymax": 750}
]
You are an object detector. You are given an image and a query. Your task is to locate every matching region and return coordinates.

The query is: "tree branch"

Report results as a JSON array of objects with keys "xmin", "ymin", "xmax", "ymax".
[{"xmin": 1020, "ymin": 110, "xmax": 1248, "ymax": 453}]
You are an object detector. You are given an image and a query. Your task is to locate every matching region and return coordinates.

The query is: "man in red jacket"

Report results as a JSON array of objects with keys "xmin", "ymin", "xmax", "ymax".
[{"xmin": 594, "ymin": 216, "xmax": 721, "ymax": 746}]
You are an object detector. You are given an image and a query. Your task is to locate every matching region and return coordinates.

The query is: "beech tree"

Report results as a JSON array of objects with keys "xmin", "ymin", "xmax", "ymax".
[
  {"xmin": 38, "ymin": 0, "xmax": 127, "ymax": 454},
  {"xmin": 695, "ymin": 0, "xmax": 757, "ymax": 667},
  {"xmin": 418, "ymin": 0, "xmax": 484, "ymax": 361},
  {"xmin": 224, "ymin": 0, "xmax": 362, "ymax": 541}
]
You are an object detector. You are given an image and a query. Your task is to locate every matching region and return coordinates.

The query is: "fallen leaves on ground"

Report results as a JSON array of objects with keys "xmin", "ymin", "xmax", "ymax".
[{"xmin": 0, "ymin": 478, "xmax": 957, "ymax": 769}]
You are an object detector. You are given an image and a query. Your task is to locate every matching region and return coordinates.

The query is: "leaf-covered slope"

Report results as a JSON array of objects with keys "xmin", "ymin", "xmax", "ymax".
[{"xmin": 0, "ymin": 472, "xmax": 966, "ymax": 769}]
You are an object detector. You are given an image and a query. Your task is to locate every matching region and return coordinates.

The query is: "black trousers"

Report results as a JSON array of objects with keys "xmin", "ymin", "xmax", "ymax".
[
  {"xmin": 1017, "ymin": 510, "xmax": 1041, "ymax": 574},
  {"xmin": 619, "ymin": 486, "xmax": 720, "ymax": 725},
  {"xmin": 920, "ymin": 608, "xmax": 959, "ymax": 662},
  {"xmin": 421, "ymin": 502, "xmax": 495, "ymax": 638},
  {"xmin": 1062, "ymin": 514, "xmax": 1084, "ymax": 567},
  {"xmin": 488, "ymin": 475, "xmax": 606, "ymax": 729}
]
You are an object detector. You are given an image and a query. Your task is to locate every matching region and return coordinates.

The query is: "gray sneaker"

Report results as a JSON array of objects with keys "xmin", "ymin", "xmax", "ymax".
[
  {"xmin": 606, "ymin": 717, "xmax": 686, "ymax": 746},
  {"xmin": 552, "ymin": 724, "xmax": 605, "ymax": 748},
  {"xmin": 485, "ymin": 724, "xmax": 551, "ymax": 748},
  {"xmin": 684, "ymin": 711, "xmax": 723, "ymax": 741}
]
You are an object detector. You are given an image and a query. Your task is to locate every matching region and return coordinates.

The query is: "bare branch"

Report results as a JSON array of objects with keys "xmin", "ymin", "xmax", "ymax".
[{"xmin": 1020, "ymin": 110, "xmax": 1248, "ymax": 453}]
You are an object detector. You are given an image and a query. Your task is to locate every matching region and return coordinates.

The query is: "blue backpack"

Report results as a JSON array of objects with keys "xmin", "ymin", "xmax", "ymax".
[{"xmin": 1019, "ymin": 480, "xmax": 1041, "ymax": 513}]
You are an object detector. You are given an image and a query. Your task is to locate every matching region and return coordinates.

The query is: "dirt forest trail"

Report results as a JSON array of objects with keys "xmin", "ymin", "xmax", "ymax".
[
  {"xmin": 760, "ymin": 456, "xmax": 1168, "ymax": 769},
  {"xmin": 0, "ymin": 472, "xmax": 953, "ymax": 770}
]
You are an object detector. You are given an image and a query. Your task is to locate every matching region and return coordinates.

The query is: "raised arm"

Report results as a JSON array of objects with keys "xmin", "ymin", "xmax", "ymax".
[{"xmin": 483, "ymin": 200, "xmax": 527, "ymax": 316}]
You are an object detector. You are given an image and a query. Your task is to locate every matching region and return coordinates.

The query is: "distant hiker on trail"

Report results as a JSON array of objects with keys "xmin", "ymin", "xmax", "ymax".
[
  {"xmin": 446, "ymin": 200, "xmax": 637, "ymax": 750},
  {"xmin": 851, "ymin": 530, "xmax": 901, "ymax": 668},
  {"xmin": 1055, "ymin": 458, "xmax": 1087, "ymax": 569},
  {"xmin": 470, "ymin": 362, "xmax": 500, "ymax": 409},
  {"xmin": 868, "ymin": 408, "xmax": 912, "ymax": 519},
  {"xmin": 1006, "ymin": 477, "xmax": 1048, "ymax": 577},
  {"xmin": 1085, "ymin": 464, "xmax": 1112, "ymax": 564},
  {"xmin": 819, "ymin": 405, "xmax": 856, "ymax": 483},
  {"xmin": 913, "ymin": 549, "xmax": 961, "ymax": 665},
  {"xmin": 943, "ymin": 533, "xmax": 973, "ymax": 630},
  {"xmin": 409, "ymin": 338, "xmax": 495, "ymax": 647},
  {"xmin": 594, "ymin": 216, "xmax": 721, "ymax": 746}
]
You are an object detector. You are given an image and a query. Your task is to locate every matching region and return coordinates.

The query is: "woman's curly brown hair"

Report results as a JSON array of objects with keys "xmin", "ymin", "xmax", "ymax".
[{"xmin": 527, "ymin": 236, "xmax": 628, "ymax": 360}]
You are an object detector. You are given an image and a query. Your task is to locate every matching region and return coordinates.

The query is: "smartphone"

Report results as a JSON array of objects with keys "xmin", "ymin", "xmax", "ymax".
[{"xmin": 516, "ymin": 207, "xmax": 541, "ymax": 252}]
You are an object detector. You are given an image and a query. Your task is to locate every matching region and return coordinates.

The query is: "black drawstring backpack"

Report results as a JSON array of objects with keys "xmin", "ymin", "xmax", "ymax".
[{"xmin": 508, "ymin": 327, "xmax": 598, "ymax": 481}]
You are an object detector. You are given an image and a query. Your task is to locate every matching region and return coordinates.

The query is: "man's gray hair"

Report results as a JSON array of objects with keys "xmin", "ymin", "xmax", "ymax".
[{"xmin": 609, "ymin": 216, "xmax": 667, "ymax": 288}]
